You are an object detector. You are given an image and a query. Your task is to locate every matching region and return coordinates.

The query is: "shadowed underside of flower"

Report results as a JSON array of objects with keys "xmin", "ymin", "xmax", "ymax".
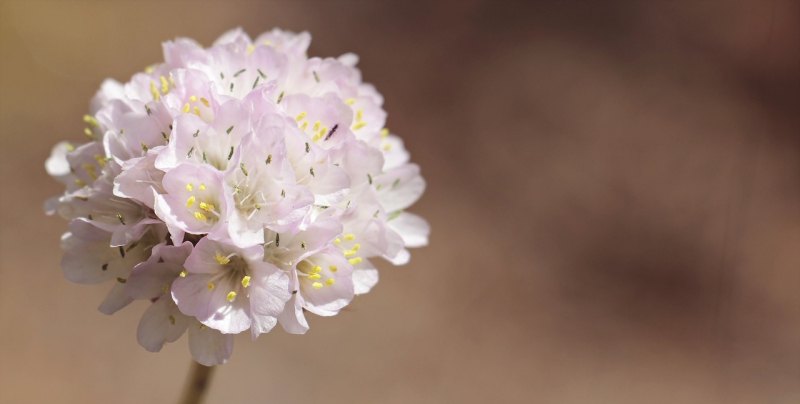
[{"xmin": 45, "ymin": 27, "xmax": 429, "ymax": 366}]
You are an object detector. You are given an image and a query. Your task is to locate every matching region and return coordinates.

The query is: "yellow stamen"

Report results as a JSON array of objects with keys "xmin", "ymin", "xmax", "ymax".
[
  {"xmin": 313, "ymin": 121, "xmax": 321, "ymax": 131},
  {"xmin": 308, "ymin": 273, "xmax": 322, "ymax": 280},
  {"xmin": 345, "ymin": 98, "xmax": 356, "ymax": 105},
  {"xmin": 348, "ymin": 257, "xmax": 363, "ymax": 265},
  {"xmin": 193, "ymin": 106, "xmax": 201, "ymax": 116},
  {"xmin": 182, "ymin": 103, "xmax": 191, "ymax": 113},
  {"xmin": 83, "ymin": 115, "xmax": 98, "ymax": 127},
  {"xmin": 194, "ymin": 212, "xmax": 208, "ymax": 221},
  {"xmin": 200, "ymin": 97, "xmax": 210, "ymax": 107},
  {"xmin": 84, "ymin": 128, "xmax": 93, "ymax": 137},
  {"xmin": 352, "ymin": 121, "xmax": 367, "ymax": 130},
  {"xmin": 189, "ymin": 95, "xmax": 198, "ymax": 102},
  {"xmin": 150, "ymin": 81, "xmax": 160, "ymax": 101},
  {"xmin": 312, "ymin": 265, "xmax": 322, "ymax": 274},
  {"xmin": 352, "ymin": 243, "xmax": 361, "ymax": 251},
  {"xmin": 199, "ymin": 183, "xmax": 207, "ymax": 191},
  {"xmin": 312, "ymin": 282, "xmax": 323, "ymax": 289},
  {"xmin": 326, "ymin": 278, "xmax": 336, "ymax": 286},
  {"xmin": 160, "ymin": 75, "xmax": 170, "ymax": 94},
  {"xmin": 241, "ymin": 276, "xmax": 251, "ymax": 288},
  {"xmin": 179, "ymin": 270, "xmax": 187, "ymax": 278},
  {"xmin": 226, "ymin": 291, "xmax": 237, "ymax": 302},
  {"xmin": 207, "ymin": 282, "xmax": 215, "ymax": 290},
  {"xmin": 215, "ymin": 252, "xmax": 230, "ymax": 265},
  {"xmin": 186, "ymin": 195, "xmax": 196, "ymax": 208},
  {"xmin": 334, "ymin": 238, "xmax": 342, "ymax": 244},
  {"xmin": 295, "ymin": 112, "xmax": 307, "ymax": 122},
  {"xmin": 344, "ymin": 233, "xmax": 356, "ymax": 241},
  {"xmin": 246, "ymin": 44, "xmax": 256, "ymax": 55},
  {"xmin": 329, "ymin": 265, "xmax": 338, "ymax": 272},
  {"xmin": 144, "ymin": 65, "xmax": 155, "ymax": 74},
  {"xmin": 380, "ymin": 128, "xmax": 390, "ymax": 138},
  {"xmin": 186, "ymin": 183, "xmax": 194, "ymax": 192},
  {"xmin": 344, "ymin": 250, "xmax": 357, "ymax": 258},
  {"xmin": 356, "ymin": 109, "xmax": 364, "ymax": 121},
  {"xmin": 199, "ymin": 202, "xmax": 215, "ymax": 212}
]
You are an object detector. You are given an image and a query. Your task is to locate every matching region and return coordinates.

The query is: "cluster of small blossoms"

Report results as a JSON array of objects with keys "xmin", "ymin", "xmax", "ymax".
[{"xmin": 45, "ymin": 28, "xmax": 428, "ymax": 366}]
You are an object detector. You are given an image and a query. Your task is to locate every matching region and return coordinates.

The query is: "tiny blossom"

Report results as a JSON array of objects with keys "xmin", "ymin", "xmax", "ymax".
[{"xmin": 45, "ymin": 28, "xmax": 428, "ymax": 365}]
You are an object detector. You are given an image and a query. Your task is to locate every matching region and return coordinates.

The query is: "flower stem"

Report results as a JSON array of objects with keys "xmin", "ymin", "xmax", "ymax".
[{"xmin": 179, "ymin": 362, "xmax": 215, "ymax": 404}]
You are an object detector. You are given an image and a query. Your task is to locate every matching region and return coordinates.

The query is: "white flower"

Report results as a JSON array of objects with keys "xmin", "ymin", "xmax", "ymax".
[{"xmin": 45, "ymin": 27, "xmax": 429, "ymax": 366}]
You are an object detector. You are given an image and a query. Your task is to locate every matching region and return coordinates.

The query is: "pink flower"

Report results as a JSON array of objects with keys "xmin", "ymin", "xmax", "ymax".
[{"xmin": 45, "ymin": 27, "xmax": 429, "ymax": 365}]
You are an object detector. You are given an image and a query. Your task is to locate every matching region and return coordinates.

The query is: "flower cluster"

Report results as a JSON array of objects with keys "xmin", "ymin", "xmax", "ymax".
[{"xmin": 45, "ymin": 28, "xmax": 428, "ymax": 365}]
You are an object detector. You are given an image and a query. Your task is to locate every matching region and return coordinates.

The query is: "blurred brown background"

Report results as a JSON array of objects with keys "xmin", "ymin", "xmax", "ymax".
[{"xmin": 1, "ymin": 0, "xmax": 800, "ymax": 403}]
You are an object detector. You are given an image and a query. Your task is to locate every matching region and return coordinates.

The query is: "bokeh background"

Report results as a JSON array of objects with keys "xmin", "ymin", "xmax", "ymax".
[{"xmin": 2, "ymin": 0, "xmax": 800, "ymax": 403}]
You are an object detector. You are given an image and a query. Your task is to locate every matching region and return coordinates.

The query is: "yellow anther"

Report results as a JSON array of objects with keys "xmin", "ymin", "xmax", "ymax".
[
  {"xmin": 352, "ymin": 243, "xmax": 361, "ymax": 251},
  {"xmin": 344, "ymin": 233, "xmax": 356, "ymax": 241},
  {"xmin": 179, "ymin": 270, "xmax": 187, "ymax": 278},
  {"xmin": 348, "ymin": 257, "xmax": 363, "ymax": 265},
  {"xmin": 94, "ymin": 154, "xmax": 107, "ymax": 168},
  {"xmin": 160, "ymin": 75, "xmax": 170, "ymax": 94},
  {"xmin": 193, "ymin": 106, "xmax": 201, "ymax": 116},
  {"xmin": 182, "ymin": 103, "xmax": 191, "ymax": 113},
  {"xmin": 329, "ymin": 265, "xmax": 338, "ymax": 272},
  {"xmin": 150, "ymin": 81, "xmax": 160, "ymax": 101},
  {"xmin": 65, "ymin": 143, "xmax": 75, "ymax": 152},
  {"xmin": 194, "ymin": 212, "xmax": 208, "ymax": 221},
  {"xmin": 352, "ymin": 121, "xmax": 367, "ymax": 130},
  {"xmin": 326, "ymin": 278, "xmax": 336, "ymax": 286},
  {"xmin": 334, "ymin": 238, "xmax": 342, "ymax": 245},
  {"xmin": 189, "ymin": 95, "xmax": 198, "ymax": 102},
  {"xmin": 308, "ymin": 273, "xmax": 322, "ymax": 280},
  {"xmin": 383, "ymin": 142, "xmax": 393, "ymax": 151},
  {"xmin": 345, "ymin": 98, "xmax": 356, "ymax": 105},
  {"xmin": 356, "ymin": 109, "xmax": 364, "ymax": 121},
  {"xmin": 312, "ymin": 282, "xmax": 323, "ymax": 289},
  {"xmin": 200, "ymin": 97, "xmax": 210, "ymax": 107},
  {"xmin": 226, "ymin": 291, "xmax": 237, "ymax": 302},
  {"xmin": 295, "ymin": 112, "xmax": 307, "ymax": 122},
  {"xmin": 199, "ymin": 202, "xmax": 215, "ymax": 212},
  {"xmin": 262, "ymin": 40, "xmax": 273, "ymax": 46},
  {"xmin": 82, "ymin": 163, "xmax": 98, "ymax": 180},
  {"xmin": 83, "ymin": 115, "xmax": 98, "ymax": 127},
  {"xmin": 380, "ymin": 128, "xmax": 390, "ymax": 138},
  {"xmin": 214, "ymin": 252, "xmax": 230, "ymax": 265},
  {"xmin": 207, "ymin": 282, "xmax": 215, "ymax": 290},
  {"xmin": 344, "ymin": 250, "xmax": 357, "ymax": 258},
  {"xmin": 246, "ymin": 44, "xmax": 256, "ymax": 55},
  {"xmin": 186, "ymin": 195, "xmax": 196, "ymax": 208},
  {"xmin": 241, "ymin": 275, "xmax": 251, "ymax": 288},
  {"xmin": 186, "ymin": 183, "xmax": 194, "ymax": 192},
  {"xmin": 313, "ymin": 121, "xmax": 321, "ymax": 131},
  {"xmin": 199, "ymin": 183, "xmax": 207, "ymax": 191},
  {"xmin": 84, "ymin": 128, "xmax": 93, "ymax": 137},
  {"xmin": 312, "ymin": 265, "xmax": 322, "ymax": 273},
  {"xmin": 300, "ymin": 121, "xmax": 308, "ymax": 131},
  {"xmin": 74, "ymin": 178, "xmax": 86, "ymax": 187},
  {"xmin": 144, "ymin": 65, "xmax": 155, "ymax": 74}
]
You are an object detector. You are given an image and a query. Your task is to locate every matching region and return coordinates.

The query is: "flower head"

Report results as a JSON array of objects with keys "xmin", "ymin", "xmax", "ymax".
[{"xmin": 46, "ymin": 27, "xmax": 428, "ymax": 365}]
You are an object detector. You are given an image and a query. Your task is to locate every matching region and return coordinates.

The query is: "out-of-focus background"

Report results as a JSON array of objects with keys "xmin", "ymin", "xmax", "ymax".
[{"xmin": 1, "ymin": 0, "xmax": 799, "ymax": 403}]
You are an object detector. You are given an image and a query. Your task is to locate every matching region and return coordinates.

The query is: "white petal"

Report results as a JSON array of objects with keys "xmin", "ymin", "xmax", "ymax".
[
  {"xmin": 98, "ymin": 282, "xmax": 133, "ymax": 315},
  {"xmin": 389, "ymin": 212, "xmax": 430, "ymax": 248},
  {"xmin": 137, "ymin": 295, "xmax": 190, "ymax": 352},
  {"xmin": 188, "ymin": 323, "xmax": 234, "ymax": 366}
]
